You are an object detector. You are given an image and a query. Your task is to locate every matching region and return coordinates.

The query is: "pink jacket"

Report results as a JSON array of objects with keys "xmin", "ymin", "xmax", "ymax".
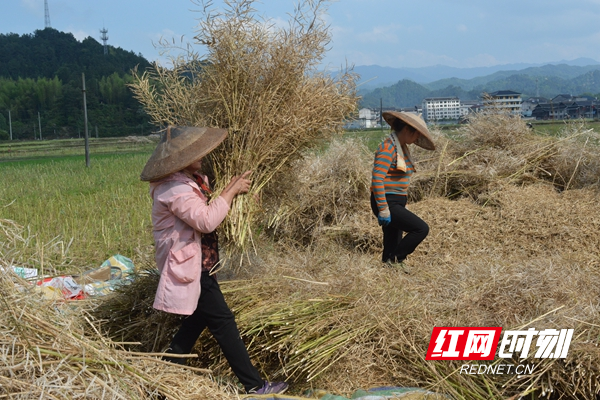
[{"xmin": 150, "ymin": 172, "xmax": 230, "ymax": 315}]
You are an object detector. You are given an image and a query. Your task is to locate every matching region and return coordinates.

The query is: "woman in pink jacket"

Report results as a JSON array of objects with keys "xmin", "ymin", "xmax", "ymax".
[{"xmin": 141, "ymin": 126, "xmax": 288, "ymax": 395}]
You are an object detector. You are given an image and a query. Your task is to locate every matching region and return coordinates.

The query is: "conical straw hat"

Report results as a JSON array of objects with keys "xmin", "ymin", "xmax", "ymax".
[
  {"xmin": 382, "ymin": 111, "xmax": 436, "ymax": 150},
  {"xmin": 140, "ymin": 126, "xmax": 227, "ymax": 181}
]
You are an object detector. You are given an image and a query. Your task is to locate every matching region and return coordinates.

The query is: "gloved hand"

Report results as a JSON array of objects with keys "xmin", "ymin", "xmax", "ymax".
[{"xmin": 378, "ymin": 208, "xmax": 391, "ymax": 227}]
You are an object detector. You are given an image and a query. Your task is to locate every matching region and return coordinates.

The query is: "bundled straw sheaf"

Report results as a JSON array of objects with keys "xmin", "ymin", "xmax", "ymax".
[
  {"xmin": 92, "ymin": 267, "xmax": 184, "ymax": 353},
  {"xmin": 130, "ymin": 0, "xmax": 358, "ymax": 253}
]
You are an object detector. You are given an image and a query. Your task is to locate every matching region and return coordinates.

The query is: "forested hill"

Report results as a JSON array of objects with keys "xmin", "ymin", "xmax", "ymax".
[
  {"xmin": 0, "ymin": 28, "xmax": 151, "ymax": 82},
  {"xmin": 0, "ymin": 28, "xmax": 154, "ymax": 140},
  {"xmin": 359, "ymin": 68, "xmax": 600, "ymax": 109}
]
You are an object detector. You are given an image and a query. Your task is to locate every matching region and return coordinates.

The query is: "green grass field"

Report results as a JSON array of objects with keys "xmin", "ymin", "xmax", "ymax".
[{"xmin": 0, "ymin": 149, "xmax": 155, "ymax": 272}]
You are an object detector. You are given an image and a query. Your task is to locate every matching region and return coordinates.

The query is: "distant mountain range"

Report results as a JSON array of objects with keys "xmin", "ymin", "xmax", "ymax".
[
  {"xmin": 352, "ymin": 58, "xmax": 600, "ymax": 88},
  {"xmin": 349, "ymin": 58, "xmax": 600, "ymax": 109}
]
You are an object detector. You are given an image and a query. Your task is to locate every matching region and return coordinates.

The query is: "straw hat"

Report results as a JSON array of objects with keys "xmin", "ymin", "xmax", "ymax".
[
  {"xmin": 382, "ymin": 111, "xmax": 436, "ymax": 151},
  {"xmin": 140, "ymin": 126, "xmax": 227, "ymax": 181}
]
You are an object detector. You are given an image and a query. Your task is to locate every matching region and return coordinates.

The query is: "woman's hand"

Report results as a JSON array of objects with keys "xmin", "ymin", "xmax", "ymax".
[
  {"xmin": 378, "ymin": 208, "xmax": 391, "ymax": 227},
  {"xmin": 220, "ymin": 171, "xmax": 253, "ymax": 205}
]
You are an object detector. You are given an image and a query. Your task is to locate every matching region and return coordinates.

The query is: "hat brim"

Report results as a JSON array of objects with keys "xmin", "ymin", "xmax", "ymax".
[
  {"xmin": 140, "ymin": 126, "xmax": 228, "ymax": 181},
  {"xmin": 382, "ymin": 111, "xmax": 436, "ymax": 151}
]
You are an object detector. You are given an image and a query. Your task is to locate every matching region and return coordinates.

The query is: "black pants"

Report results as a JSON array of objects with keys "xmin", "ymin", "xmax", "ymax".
[
  {"xmin": 370, "ymin": 193, "xmax": 429, "ymax": 263},
  {"xmin": 165, "ymin": 272, "xmax": 263, "ymax": 392}
]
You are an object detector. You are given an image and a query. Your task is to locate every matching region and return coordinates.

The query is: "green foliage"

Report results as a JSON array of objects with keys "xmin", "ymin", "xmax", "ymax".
[
  {"xmin": 99, "ymin": 73, "xmax": 129, "ymax": 104},
  {"xmin": 0, "ymin": 28, "xmax": 151, "ymax": 83},
  {"xmin": 361, "ymin": 80, "xmax": 482, "ymax": 109},
  {"xmin": 0, "ymin": 28, "xmax": 154, "ymax": 139},
  {"xmin": 360, "ymin": 79, "xmax": 430, "ymax": 109}
]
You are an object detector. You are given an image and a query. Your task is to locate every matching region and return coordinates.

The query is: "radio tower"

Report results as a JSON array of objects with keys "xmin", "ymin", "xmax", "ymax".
[
  {"xmin": 44, "ymin": 0, "xmax": 51, "ymax": 28},
  {"xmin": 100, "ymin": 27, "xmax": 109, "ymax": 55}
]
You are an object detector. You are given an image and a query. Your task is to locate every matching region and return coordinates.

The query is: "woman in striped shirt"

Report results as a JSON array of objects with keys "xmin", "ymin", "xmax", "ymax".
[{"xmin": 370, "ymin": 111, "xmax": 436, "ymax": 268}]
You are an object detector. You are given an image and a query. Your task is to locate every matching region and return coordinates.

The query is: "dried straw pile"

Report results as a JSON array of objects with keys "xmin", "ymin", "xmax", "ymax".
[
  {"xmin": 265, "ymin": 138, "xmax": 376, "ymax": 250},
  {"xmin": 0, "ymin": 220, "xmax": 234, "ymax": 400},
  {"xmin": 131, "ymin": 0, "xmax": 358, "ymax": 253},
  {"xmin": 4, "ymin": 112, "xmax": 600, "ymax": 398},
  {"xmin": 94, "ymin": 115, "xmax": 600, "ymax": 399},
  {"xmin": 219, "ymin": 117, "xmax": 600, "ymax": 399},
  {"xmin": 410, "ymin": 111, "xmax": 600, "ymax": 201}
]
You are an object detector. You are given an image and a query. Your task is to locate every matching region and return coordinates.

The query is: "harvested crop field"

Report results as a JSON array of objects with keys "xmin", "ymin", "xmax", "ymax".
[{"xmin": 2, "ymin": 112, "xmax": 600, "ymax": 399}]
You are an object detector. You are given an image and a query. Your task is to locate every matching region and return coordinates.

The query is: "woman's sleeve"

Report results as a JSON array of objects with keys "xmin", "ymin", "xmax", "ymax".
[
  {"xmin": 371, "ymin": 140, "xmax": 394, "ymax": 213},
  {"xmin": 166, "ymin": 186, "xmax": 230, "ymax": 233}
]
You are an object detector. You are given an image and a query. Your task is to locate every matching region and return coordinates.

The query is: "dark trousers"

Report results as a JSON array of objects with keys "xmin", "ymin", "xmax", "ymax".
[
  {"xmin": 165, "ymin": 272, "xmax": 263, "ymax": 392},
  {"xmin": 370, "ymin": 193, "xmax": 429, "ymax": 263}
]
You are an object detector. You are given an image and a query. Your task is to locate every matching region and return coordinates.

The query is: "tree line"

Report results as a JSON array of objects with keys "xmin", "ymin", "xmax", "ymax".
[{"xmin": 0, "ymin": 28, "xmax": 153, "ymax": 140}]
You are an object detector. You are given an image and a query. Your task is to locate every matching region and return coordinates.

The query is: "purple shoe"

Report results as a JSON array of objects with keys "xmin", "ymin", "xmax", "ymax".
[{"xmin": 252, "ymin": 380, "xmax": 289, "ymax": 395}]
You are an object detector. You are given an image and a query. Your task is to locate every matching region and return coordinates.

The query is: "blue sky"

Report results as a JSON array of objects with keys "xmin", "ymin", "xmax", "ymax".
[{"xmin": 4, "ymin": 0, "xmax": 600, "ymax": 69}]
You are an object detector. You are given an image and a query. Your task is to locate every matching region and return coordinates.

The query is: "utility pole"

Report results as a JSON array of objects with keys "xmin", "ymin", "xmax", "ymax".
[
  {"xmin": 44, "ymin": 0, "xmax": 51, "ymax": 28},
  {"xmin": 38, "ymin": 111, "xmax": 42, "ymax": 140},
  {"xmin": 8, "ymin": 110, "xmax": 12, "ymax": 140},
  {"xmin": 380, "ymin": 98, "xmax": 383, "ymax": 132},
  {"xmin": 82, "ymin": 73, "xmax": 90, "ymax": 168}
]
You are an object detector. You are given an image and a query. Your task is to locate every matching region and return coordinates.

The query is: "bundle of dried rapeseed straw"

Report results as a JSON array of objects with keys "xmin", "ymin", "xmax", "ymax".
[{"xmin": 131, "ymin": 0, "xmax": 358, "ymax": 255}]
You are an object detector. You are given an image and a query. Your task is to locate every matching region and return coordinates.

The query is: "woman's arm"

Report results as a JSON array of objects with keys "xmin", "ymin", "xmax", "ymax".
[
  {"xmin": 371, "ymin": 141, "xmax": 394, "ymax": 213},
  {"xmin": 163, "ymin": 171, "xmax": 253, "ymax": 233}
]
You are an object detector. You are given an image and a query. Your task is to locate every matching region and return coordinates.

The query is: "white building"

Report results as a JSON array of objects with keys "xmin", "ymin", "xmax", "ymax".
[
  {"xmin": 422, "ymin": 97, "xmax": 461, "ymax": 122},
  {"xmin": 483, "ymin": 90, "xmax": 522, "ymax": 114},
  {"xmin": 355, "ymin": 108, "xmax": 380, "ymax": 129}
]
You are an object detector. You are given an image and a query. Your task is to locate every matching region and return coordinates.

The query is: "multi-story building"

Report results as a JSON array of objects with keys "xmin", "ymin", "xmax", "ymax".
[
  {"xmin": 482, "ymin": 90, "xmax": 522, "ymax": 114},
  {"xmin": 422, "ymin": 97, "xmax": 461, "ymax": 122}
]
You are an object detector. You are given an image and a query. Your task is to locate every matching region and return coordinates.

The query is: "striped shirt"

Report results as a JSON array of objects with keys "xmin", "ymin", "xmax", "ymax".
[{"xmin": 370, "ymin": 136, "xmax": 414, "ymax": 212}]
